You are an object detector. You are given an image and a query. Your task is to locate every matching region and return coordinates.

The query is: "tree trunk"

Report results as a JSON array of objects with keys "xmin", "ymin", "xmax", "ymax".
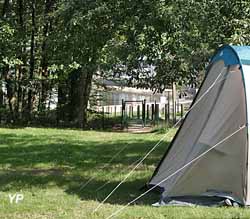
[
  {"xmin": 5, "ymin": 67, "xmax": 14, "ymax": 121},
  {"xmin": 68, "ymin": 69, "xmax": 94, "ymax": 129},
  {"xmin": 2, "ymin": 0, "xmax": 10, "ymax": 18},
  {"xmin": 1, "ymin": 0, "xmax": 11, "ymax": 122},
  {"xmin": 172, "ymin": 82, "xmax": 176, "ymax": 123},
  {"xmin": 39, "ymin": 0, "xmax": 53, "ymax": 113},
  {"xmin": 57, "ymin": 80, "xmax": 68, "ymax": 125},
  {"xmin": 0, "ymin": 70, "xmax": 4, "ymax": 123},
  {"xmin": 68, "ymin": 70, "xmax": 79, "ymax": 122},
  {"xmin": 27, "ymin": 0, "xmax": 36, "ymax": 119},
  {"xmin": 77, "ymin": 71, "xmax": 93, "ymax": 128},
  {"xmin": 15, "ymin": 0, "xmax": 25, "ymax": 121}
]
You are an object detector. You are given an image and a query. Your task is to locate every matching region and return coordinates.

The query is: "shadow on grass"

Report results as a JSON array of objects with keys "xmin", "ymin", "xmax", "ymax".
[{"xmin": 0, "ymin": 130, "xmax": 170, "ymax": 205}]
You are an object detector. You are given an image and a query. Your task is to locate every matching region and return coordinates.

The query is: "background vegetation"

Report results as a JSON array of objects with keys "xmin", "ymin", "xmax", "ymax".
[{"xmin": 1, "ymin": 0, "xmax": 250, "ymax": 128}]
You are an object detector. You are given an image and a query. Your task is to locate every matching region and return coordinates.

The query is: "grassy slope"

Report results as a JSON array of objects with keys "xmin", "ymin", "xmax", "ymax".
[{"xmin": 0, "ymin": 127, "xmax": 249, "ymax": 219}]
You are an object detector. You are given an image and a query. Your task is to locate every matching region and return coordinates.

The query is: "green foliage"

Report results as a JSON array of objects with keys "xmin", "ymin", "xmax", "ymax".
[
  {"xmin": 1, "ymin": 0, "xmax": 250, "ymax": 127},
  {"xmin": 0, "ymin": 21, "xmax": 15, "ymax": 68},
  {"xmin": 101, "ymin": 0, "xmax": 250, "ymax": 90}
]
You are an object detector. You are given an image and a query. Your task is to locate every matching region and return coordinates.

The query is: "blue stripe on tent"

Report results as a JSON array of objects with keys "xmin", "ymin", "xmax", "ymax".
[
  {"xmin": 211, "ymin": 45, "xmax": 250, "ymax": 66},
  {"xmin": 211, "ymin": 46, "xmax": 240, "ymax": 66}
]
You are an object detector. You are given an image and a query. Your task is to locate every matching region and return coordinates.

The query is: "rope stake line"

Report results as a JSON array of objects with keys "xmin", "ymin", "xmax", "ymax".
[
  {"xmin": 104, "ymin": 125, "xmax": 246, "ymax": 219},
  {"xmin": 92, "ymin": 133, "xmax": 168, "ymax": 213},
  {"xmin": 78, "ymin": 132, "xmax": 157, "ymax": 191},
  {"xmin": 92, "ymin": 68, "xmax": 227, "ymax": 213},
  {"xmin": 79, "ymin": 145, "xmax": 129, "ymax": 191},
  {"xmin": 95, "ymin": 155, "xmax": 147, "ymax": 192}
]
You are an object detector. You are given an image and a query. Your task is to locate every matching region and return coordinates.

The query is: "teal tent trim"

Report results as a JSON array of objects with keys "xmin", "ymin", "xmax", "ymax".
[
  {"xmin": 232, "ymin": 46, "xmax": 250, "ymax": 65},
  {"xmin": 211, "ymin": 45, "xmax": 250, "ymax": 66}
]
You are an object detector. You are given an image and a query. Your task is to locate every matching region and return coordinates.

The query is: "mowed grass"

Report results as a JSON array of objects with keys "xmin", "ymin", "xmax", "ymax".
[{"xmin": 0, "ymin": 127, "xmax": 250, "ymax": 219}]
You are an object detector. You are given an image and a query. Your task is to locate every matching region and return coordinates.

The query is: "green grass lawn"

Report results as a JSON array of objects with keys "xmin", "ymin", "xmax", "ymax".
[{"xmin": 0, "ymin": 127, "xmax": 250, "ymax": 219}]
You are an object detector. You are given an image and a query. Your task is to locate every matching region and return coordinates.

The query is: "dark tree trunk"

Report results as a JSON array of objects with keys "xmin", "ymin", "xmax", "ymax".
[
  {"xmin": 5, "ymin": 67, "xmax": 14, "ymax": 121},
  {"xmin": 0, "ymin": 70, "xmax": 4, "ymax": 122},
  {"xmin": 69, "ymin": 68, "xmax": 94, "ymax": 129},
  {"xmin": 1, "ymin": 0, "xmax": 11, "ymax": 122},
  {"xmin": 27, "ymin": 0, "xmax": 36, "ymax": 119},
  {"xmin": 57, "ymin": 80, "xmax": 68, "ymax": 125},
  {"xmin": 39, "ymin": 0, "xmax": 53, "ymax": 113},
  {"xmin": 68, "ymin": 70, "xmax": 80, "ymax": 121},
  {"xmin": 47, "ymin": 86, "xmax": 52, "ymax": 111},
  {"xmin": 79, "ymin": 71, "xmax": 94, "ymax": 128},
  {"xmin": 2, "ymin": 0, "xmax": 10, "ymax": 18},
  {"xmin": 15, "ymin": 67, "xmax": 23, "ymax": 120},
  {"xmin": 15, "ymin": 0, "xmax": 25, "ymax": 120}
]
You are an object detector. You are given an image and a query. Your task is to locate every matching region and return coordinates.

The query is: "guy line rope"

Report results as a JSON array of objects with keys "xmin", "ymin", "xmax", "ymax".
[
  {"xmin": 95, "ymin": 156, "xmax": 145, "ymax": 192},
  {"xmin": 104, "ymin": 124, "xmax": 246, "ymax": 219},
  {"xmin": 79, "ymin": 125, "xmax": 160, "ymax": 191},
  {"xmin": 79, "ymin": 108, "xmax": 165, "ymax": 190},
  {"xmin": 92, "ymin": 67, "xmax": 230, "ymax": 213}
]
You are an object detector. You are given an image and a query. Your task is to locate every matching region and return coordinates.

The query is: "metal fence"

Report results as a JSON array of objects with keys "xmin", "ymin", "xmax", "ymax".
[{"xmin": 95, "ymin": 99, "xmax": 192, "ymax": 130}]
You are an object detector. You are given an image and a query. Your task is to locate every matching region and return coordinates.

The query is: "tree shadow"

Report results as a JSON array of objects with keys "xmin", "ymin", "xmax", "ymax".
[{"xmin": 0, "ymin": 130, "xmax": 170, "ymax": 205}]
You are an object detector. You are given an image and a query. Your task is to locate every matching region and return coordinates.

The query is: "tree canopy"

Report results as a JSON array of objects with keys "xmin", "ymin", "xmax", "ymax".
[{"xmin": 0, "ymin": 0, "xmax": 250, "ymax": 127}]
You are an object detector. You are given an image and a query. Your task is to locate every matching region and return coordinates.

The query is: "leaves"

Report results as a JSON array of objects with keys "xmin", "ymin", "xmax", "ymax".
[{"xmin": 0, "ymin": 0, "xmax": 250, "ymax": 126}]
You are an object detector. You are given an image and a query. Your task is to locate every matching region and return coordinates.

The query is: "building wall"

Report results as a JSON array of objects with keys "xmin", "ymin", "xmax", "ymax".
[{"xmin": 104, "ymin": 86, "xmax": 172, "ymax": 106}]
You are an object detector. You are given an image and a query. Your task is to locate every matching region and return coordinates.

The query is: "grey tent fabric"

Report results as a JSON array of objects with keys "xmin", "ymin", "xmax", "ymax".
[
  {"xmin": 148, "ymin": 45, "xmax": 250, "ymax": 206},
  {"xmin": 152, "ymin": 195, "xmax": 239, "ymax": 207}
]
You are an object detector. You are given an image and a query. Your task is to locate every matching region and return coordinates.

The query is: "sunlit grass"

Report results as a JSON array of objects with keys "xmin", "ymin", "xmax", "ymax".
[{"xmin": 0, "ymin": 127, "xmax": 250, "ymax": 218}]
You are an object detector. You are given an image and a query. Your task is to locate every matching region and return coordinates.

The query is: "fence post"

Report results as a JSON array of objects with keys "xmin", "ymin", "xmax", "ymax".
[
  {"xmin": 146, "ymin": 104, "xmax": 149, "ymax": 120},
  {"xmin": 151, "ymin": 104, "xmax": 155, "ymax": 122},
  {"xmin": 137, "ymin": 105, "xmax": 140, "ymax": 119},
  {"xmin": 142, "ymin": 99, "xmax": 146, "ymax": 127},
  {"xmin": 165, "ymin": 104, "xmax": 169, "ymax": 126},
  {"xmin": 174, "ymin": 101, "xmax": 177, "ymax": 123},
  {"xmin": 155, "ymin": 104, "xmax": 159, "ymax": 126},
  {"xmin": 102, "ymin": 106, "xmax": 105, "ymax": 129},
  {"xmin": 181, "ymin": 104, "xmax": 184, "ymax": 119},
  {"xmin": 177, "ymin": 100, "xmax": 179, "ymax": 114},
  {"xmin": 121, "ymin": 99, "xmax": 125, "ymax": 128},
  {"xmin": 167, "ymin": 91, "xmax": 171, "ymax": 125},
  {"xmin": 172, "ymin": 82, "xmax": 176, "ymax": 125}
]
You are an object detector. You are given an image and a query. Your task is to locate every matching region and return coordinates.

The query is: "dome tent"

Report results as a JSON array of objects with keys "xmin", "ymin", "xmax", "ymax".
[{"xmin": 148, "ymin": 45, "xmax": 250, "ymax": 206}]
